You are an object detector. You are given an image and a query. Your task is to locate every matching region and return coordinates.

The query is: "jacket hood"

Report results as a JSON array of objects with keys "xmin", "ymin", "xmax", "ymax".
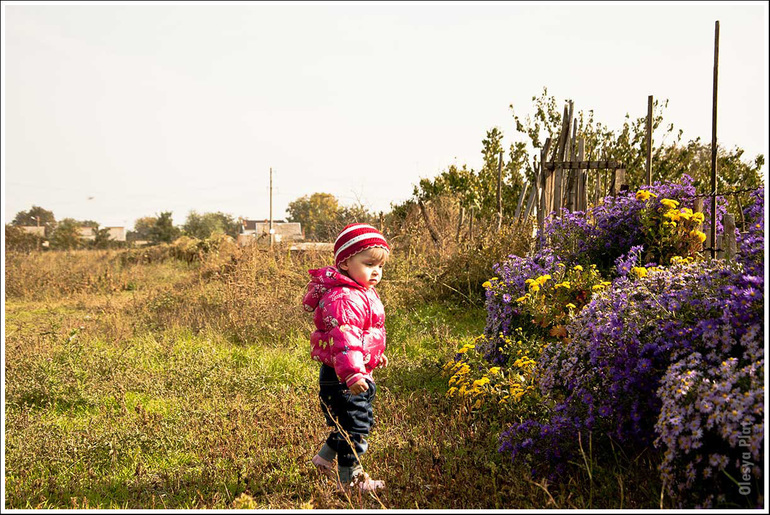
[{"xmin": 303, "ymin": 265, "xmax": 366, "ymax": 312}]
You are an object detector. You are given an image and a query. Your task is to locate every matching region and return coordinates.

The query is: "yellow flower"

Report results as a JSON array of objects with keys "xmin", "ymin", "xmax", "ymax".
[
  {"xmin": 446, "ymin": 387, "xmax": 458, "ymax": 397},
  {"xmin": 660, "ymin": 198, "xmax": 680, "ymax": 210},
  {"xmin": 473, "ymin": 377, "xmax": 490, "ymax": 387},
  {"xmin": 482, "ymin": 281, "xmax": 491, "ymax": 288},
  {"xmin": 664, "ymin": 210, "xmax": 681, "ymax": 222},
  {"xmin": 573, "ymin": 265, "xmax": 584, "ymax": 272},
  {"xmin": 691, "ymin": 230, "xmax": 707, "ymax": 243},
  {"xmin": 489, "ymin": 367, "xmax": 501, "ymax": 375},
  {"xmin": 565, "ymin": 303, "xmax": 577, "ymax": 309},
  {"xmin": 529, "ymin": 284, "xmax": 540, "ymax": 293},
  {"xmin": 515, "ymin": 295, "xmax": 528, "ymax": 303},
  {"xmin": 636, "ymin": 190, "xmax": 658, "ymax": 201},
  {"xmin": 457, "ymin": 347, "xmax": 469, "ymax": 354},
  {"xmin": 692, "ymin": 212, "xmax": 705, "ymax": 223},
  {"xmin": 631, "ymin": 266, "xmax": 648, "ymax": 278}
]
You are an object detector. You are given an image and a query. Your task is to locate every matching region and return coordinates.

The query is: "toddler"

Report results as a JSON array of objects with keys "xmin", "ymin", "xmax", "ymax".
[{"xmin": 302, "ymin": 223, "xmax": 390, "ymax": 492}]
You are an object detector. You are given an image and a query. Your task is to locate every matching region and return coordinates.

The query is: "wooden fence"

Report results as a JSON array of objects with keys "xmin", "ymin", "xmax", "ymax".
[
  {"xmin": 509, "ymin": 101, "xmax": 628, "ymax": 235},
  {"xmin": 503, "ymin": 101, "xmax": 743, "ymax": 261}
]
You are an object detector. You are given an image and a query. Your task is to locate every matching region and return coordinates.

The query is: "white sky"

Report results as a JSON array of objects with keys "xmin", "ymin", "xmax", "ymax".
[{"xmin": 2, "ymin": 1, "xmax": 768, "ymax": 229}]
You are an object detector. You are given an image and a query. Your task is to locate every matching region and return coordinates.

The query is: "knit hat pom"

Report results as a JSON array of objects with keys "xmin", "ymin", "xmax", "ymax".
[{"xmin": 334, "ymin": 224, "xmax": 390, "ymax": 267}]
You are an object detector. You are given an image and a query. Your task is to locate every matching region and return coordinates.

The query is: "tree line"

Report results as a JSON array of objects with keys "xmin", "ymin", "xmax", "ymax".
[
  {"xmin": 6, "ymin": 87, "xmax": 764, "ymax": 252},
  {"xmin": 391, "ymin": 87, "xmax": 764, "ymax": 230},
  {"xmin": 5, "ymin": 197, "xmax": 377, "ymax": 252}
]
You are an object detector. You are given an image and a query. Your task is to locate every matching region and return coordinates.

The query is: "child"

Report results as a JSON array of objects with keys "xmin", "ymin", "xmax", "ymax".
[{"xmin": 302, "ymin": 223, "xmax": 390, "ymax": 492}]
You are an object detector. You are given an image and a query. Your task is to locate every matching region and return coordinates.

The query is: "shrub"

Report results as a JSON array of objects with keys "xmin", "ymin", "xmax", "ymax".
[
  {"xmin": 497, "ymin": 187, "xmax": 765, "ymax": 508},
  {"xmin": 537, "ymin": 174, "xmax": 724, "ymax": 274}
]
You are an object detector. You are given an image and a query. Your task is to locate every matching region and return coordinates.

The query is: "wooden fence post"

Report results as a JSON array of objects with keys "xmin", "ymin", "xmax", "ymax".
[
  {"xmin": 694, "ymin": 198, "xmax": 705, "ymax": 252},
  {"xmin": 524, "ymin": 182, "xmax": 537, "ymax": 219},
  {"xmin": 611, "ymin": 169, "xmax": 626, "ymax": 195},
  {"xmin": 456, "ymin": 206, "xmax": 465, "ymax": 243},
  {"xmin": 469, "ymin": 207, "xmax": 475, "ymax": 245},
  {"xmin": 723, "ymin": 213, "xmax": 736, "ymax": 260},
  {"xmin": 646, "ymin": 95, "xmax": 653, "ymax": 185},
  {"xmin": 514, "ymin": 182, "xmax": 529, "ymax": 221},
  {"xmin": 418, "ymin": 199, "xmax": 443, "ymax": 250},
  {"xmin": 496, "ymin": 151, "xmax": 503, "ymax": 232},
  {"xmin": 577, "ymin": 138, "xmax": 586, "ymax": 211},
  {"xmin": 552, "ymin": 102, "xmax": 573, "ymax": 217},
  {"xmin": 538, "ymin": 139, "xmax": 552, "ymax": 235}
]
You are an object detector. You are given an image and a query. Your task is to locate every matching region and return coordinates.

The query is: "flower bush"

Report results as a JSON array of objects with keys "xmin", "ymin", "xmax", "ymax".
[
  {"xmin": 538, "ymin": 174, "xmax": 724, "ymax": 274},
  {"xmin": 442, "ymin": 333, "xmax": 540, "ymax": 415},
  {"xmin": 449, "ymin": 179, "xmax": 763, "ymax": 507},
  {"xmin": 496, "ymin": 186, "xmax": 765, "ymax": 508}
]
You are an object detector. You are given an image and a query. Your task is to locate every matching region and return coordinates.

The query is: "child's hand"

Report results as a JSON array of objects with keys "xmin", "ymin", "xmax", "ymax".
[
  {"xmin": 349, "ymin": 378, "xmax": 369, "ymax": 395},
  {"xmin": 378, "ymin": 354, "xmax": 389, "ymax": 368}
]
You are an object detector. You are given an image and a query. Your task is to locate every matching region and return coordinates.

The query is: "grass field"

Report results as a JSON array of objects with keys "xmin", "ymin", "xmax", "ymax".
[{"xmin": 3, "ymin": 247, "xmax": 662, "ymax": 509}]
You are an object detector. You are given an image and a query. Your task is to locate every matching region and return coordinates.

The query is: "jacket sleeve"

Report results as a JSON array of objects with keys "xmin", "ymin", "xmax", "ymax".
[{"xmin": 321, "ymin": 290, "xmax": 368, "ymax": 387}]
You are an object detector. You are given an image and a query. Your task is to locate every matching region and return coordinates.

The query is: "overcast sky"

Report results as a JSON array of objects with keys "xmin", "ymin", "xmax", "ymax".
[{"xmin": 2, "ymin": 1, "xmax": 768, "ymax": 229}]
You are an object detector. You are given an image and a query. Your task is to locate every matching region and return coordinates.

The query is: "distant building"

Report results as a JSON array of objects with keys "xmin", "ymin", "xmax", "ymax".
[
  {"xmin": 237, "ymin": 219, "xmax": 303, "ymax": 246},
  {"xmin": 78, "ymin": 227, "xmax": 97, "ymax": 241},
  {"xmin": 106, "ymin": 227, "xmax": 126, "ymax": 242},
  {"xmin": 77, "ymin": 226, "xmax": 126, "ymax": 242},
  {"xmin": 20, "ymin": 226, "xmax": 45, "ymax": 237}
]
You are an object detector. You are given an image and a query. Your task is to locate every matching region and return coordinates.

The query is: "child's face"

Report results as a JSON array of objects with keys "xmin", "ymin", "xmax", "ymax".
[{"xmin": 339, "ymin": 248, "xmax": 388, "ymax": 289}]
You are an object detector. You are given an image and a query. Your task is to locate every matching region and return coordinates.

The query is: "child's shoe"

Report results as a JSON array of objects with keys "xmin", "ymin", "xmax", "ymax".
[
  {"xmin": 311, "ymin": 454, "xmax": 336, "ymax": 479},
  {"xmin": 348, "ymin": 472, "xmax": 385, "ymax": 492}
]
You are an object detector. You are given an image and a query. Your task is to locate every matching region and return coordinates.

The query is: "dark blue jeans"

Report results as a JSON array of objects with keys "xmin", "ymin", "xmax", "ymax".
[{"xmin": 319, "ymin": 365, "xmax": 376, "ymax": 467}]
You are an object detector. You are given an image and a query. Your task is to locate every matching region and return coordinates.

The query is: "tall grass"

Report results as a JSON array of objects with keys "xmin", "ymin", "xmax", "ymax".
[{"xmin": 4, "ymin": 243, "xmax": 662, "ymax": 508}]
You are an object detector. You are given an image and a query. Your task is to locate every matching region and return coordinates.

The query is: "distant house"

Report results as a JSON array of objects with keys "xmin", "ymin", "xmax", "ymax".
[
  {"xmin": 78, "ymin": 227, "xmax": 97, "ymax": 241},
  {"xmin": 237, "ymin": 219, "xmax": 303, "ymax": 246},
  {"xmin": 106, "ymin": 227, "xmax": 126, "ymax": 242},
  {"xmin": 77, "ymin": 226, "xmax": 127, "ymax": 242},
  {"xmin": 20, "ymin": 226, "xmax": 45, "ymax": 237}
]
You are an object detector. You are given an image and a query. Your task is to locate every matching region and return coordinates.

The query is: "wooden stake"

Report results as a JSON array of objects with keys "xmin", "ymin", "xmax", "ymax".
[
  {"xmin": 710, "ymin": 20, "xmax": 720, "ymax": 259},
  {"xmin": 418, "ymin": 199, "xmax": 442, "ymax": 250},
  {"xmin": 646, "ymin": 95, "xmax": 653, "ymax": 185},
  {"xmin": 456, "ymin": 206, "xmax": 465, "ymax": 243},
  {"xmin": 496, "ymin": 151, "xmax": 503, "ymax": 232},
  {"xmin": 723, "ymin": 213, "xmax": 736, "ymax": 260},
  {"xmin": 514, "ymin": 182, "xmax": 529, "ymax": 220}
]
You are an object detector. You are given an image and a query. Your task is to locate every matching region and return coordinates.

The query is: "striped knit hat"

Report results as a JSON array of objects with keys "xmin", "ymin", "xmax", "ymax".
[{"xmin": 334, "ymin": 223, "xmax": 390, "ymax": 267}]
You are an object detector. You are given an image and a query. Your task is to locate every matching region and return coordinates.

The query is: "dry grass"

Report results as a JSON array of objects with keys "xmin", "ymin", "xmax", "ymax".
[{"xmin": 4, "ymin": 244, "xmax": 661, "ymax": 509}]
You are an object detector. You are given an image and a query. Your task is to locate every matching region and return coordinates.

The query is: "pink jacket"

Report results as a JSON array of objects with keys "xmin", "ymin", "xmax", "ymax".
[{"xmin": 303, "ymin": 266, "xmax": 387, "ymax": 388}]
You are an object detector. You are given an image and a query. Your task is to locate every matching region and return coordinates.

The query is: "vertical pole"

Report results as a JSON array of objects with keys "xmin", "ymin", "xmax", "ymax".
[
  {"xmin": 269, "ymin": 167, "xmax": 274, "ymax": 249},
  {"xmin": 35, "ymin": 216, "xmax": 41, "ymax": 252},
  {"xmin": 646, "ymin": 95, "xmax": 653, "ymax": 185},
  {"xmin": 710, "ymin": 20, "xmax": 720, "ymax": 259},
  {"xmin": 496, "ymin": 151, "xmax": 503, "ymax": 231},
  {"xmin": 456, "ymin": 206, "xmax": 465, "ymax": 243},
  {"xmin": 469, "ymin": 207, "xmax": 475, "ymax": 245}
]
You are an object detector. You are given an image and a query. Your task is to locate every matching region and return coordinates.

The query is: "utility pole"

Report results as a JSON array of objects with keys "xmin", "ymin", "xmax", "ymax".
[
  {"xmin": 34, "ymin": 215, "xmax": 41, "ymax": 252},
  {"xmin": 269, "ymin": 167, "xmax": 274, "ymax": 249}
]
